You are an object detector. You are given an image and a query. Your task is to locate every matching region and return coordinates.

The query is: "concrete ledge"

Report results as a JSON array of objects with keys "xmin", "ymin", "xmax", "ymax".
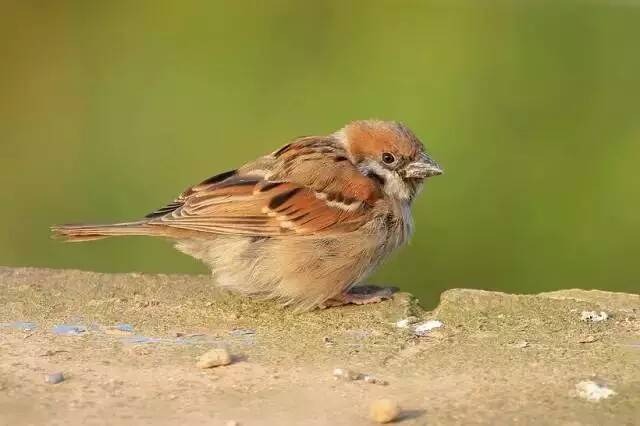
[{"xmin": 1, "ymin": 267, "xmax": 638, "ymax": 425}]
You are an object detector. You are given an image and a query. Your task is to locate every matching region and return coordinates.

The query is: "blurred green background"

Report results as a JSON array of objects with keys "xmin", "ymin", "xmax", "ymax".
[{"xmin": 2, "ymin": 1, "xmax": 638, "ymax": 307}]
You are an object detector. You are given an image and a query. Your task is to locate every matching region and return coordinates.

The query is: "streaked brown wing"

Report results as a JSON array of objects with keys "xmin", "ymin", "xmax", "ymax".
[
  {"xmin": 246, "ymin": 136, "xmax": 382, "ymax": 204},
  {"xmin": 148, "ymin": 176, "xmax": 373, "ymax": 236},
  {"xmin": 144, "ymin": 136, "xmax": 383, "ymax": 236}
]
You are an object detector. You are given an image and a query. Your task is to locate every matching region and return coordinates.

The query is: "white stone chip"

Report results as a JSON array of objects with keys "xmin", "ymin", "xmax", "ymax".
[
  {"xmin": 575, "ymin": 380, "xmax": 616, "ymax": 401},
  {"xmin": 45, "ymin": 372, "xmax": 65, "ymax": 384},
  {"xmin": 580, "ymin": 311, "xmax": 608, "ymax": 322},
  {"xmin": 395, "ymin": 316, "xmax": 418, "ymax": 328},
  {"xmin": 413, "ymin": 320, "xmax": 444, "ymax": 336},
  {"xmin": 395, "ymin": 319, "xmax": 411, "ymax": 328},
  {"xmin": 332, "ymin": 368, "xmax": 360, "ymax": 381}
]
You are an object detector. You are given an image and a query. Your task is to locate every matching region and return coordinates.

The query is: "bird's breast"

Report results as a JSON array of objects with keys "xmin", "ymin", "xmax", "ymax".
[{"xmin": 372, "ymin": 199, "xmax": 414, "ymax": 254}]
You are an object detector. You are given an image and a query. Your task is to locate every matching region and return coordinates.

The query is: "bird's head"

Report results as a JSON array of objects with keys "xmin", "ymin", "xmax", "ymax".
[{"xmin": 337, "ymin": 120, "xmax": 442, "ymax": 201}]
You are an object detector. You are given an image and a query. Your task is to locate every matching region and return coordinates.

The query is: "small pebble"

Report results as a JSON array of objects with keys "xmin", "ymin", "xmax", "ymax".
[
  {"xmin": 333, "ymin": 368, "xmax": 387, "ymax": 384},
  {"xmin": 395, "ymin": 316, "xmax": 418, "ymax": 328},
  {"xmin": 580, "ymin": 311, "xmax": 608, "ymax": 322},
  {"xmin": 333, "ymin": 368, "xmax": 361, "ymax": 381},
  {"xmin": 396, "ymin": 319, "xmax": 411, "ymax": 328},
  {"xmin": 363, "ymin": 375, "xmax": 388, "ymax": 386},
  {"xmin": 45, "ymin": 372, "xmax": 65, "ymax": 384},
  {"xmin": 197, "ymin": 348, "xmax": 232, "ymax": 369},
  {"xmin": 575, "ymin": 380, "xmax": 616, "ymax": 401},
  {"xmin": 413, "ymin": 320, "xmax": 444, "ymax": 336},
  {"xmin": 370, "ymin": 399, "xmax": 400, "ymax": 423}
]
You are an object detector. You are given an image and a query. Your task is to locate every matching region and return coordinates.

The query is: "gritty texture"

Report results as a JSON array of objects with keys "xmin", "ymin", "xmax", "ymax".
[{"xmin": 0, "ymin": 267, "xmax": 638, "ymax": 425}]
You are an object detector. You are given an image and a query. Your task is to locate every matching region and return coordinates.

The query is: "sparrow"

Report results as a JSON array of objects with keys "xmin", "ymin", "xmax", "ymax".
[{"xmin": 52, "ymin": 120, "xmax": 443, "ymax": 310}]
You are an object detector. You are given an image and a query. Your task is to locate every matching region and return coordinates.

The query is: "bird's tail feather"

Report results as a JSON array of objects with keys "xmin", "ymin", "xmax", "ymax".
[{"xmin": 51, "ymin": 221, "xmax": 157, "ymax": 242}]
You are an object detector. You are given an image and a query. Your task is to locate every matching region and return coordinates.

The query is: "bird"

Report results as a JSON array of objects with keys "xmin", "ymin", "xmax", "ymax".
[{"xmin": 52, "ymin": 120, "xmax": 443, "ymax": 310}]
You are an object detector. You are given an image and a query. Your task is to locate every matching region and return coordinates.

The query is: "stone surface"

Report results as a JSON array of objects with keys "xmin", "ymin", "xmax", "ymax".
[{"xmin": 0, "ymin": 267, "xmax": 638, "ymax": 425}]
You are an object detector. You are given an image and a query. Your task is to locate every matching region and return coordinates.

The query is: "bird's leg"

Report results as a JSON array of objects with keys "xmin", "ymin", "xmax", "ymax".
[{"xmin": 320, "ymin": 285, "xmax": 397, "ymax": 308}]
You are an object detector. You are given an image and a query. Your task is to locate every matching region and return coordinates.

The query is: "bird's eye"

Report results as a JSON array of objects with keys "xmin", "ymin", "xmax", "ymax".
[{"xmin": 382, "ymin": 152, "xmax": 396, "ymax": 164}]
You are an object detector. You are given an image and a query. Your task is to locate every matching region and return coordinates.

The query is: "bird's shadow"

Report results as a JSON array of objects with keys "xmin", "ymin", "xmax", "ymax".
[
  {"xmin": 397, "ymin": 409, "xmax": 427, "ymax": 423},
  {"xmin": 348, "ymin": 285, "xmax": 400, "ymax": 296}
]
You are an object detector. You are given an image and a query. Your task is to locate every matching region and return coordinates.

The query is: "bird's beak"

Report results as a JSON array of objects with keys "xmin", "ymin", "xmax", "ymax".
[{"xmin": 404, "ymin": 153, "xmax": 443, "ymax": 179}]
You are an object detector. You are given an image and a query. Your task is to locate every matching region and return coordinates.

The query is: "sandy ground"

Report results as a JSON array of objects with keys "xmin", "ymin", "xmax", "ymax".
[{"xmin": 0, "ymin": 267, "xmax": 638, "ymax": 425}]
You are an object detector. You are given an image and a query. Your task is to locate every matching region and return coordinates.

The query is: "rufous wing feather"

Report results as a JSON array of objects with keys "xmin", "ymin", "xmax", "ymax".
[{"xmin": 148, "ymin": 176, "xmax": 375, "ymax": 236}]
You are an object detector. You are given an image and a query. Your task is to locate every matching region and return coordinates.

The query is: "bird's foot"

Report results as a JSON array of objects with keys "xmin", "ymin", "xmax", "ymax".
[{"xmin": 320, "ymin": 285, "xmax": 398, "ymax": 308}]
